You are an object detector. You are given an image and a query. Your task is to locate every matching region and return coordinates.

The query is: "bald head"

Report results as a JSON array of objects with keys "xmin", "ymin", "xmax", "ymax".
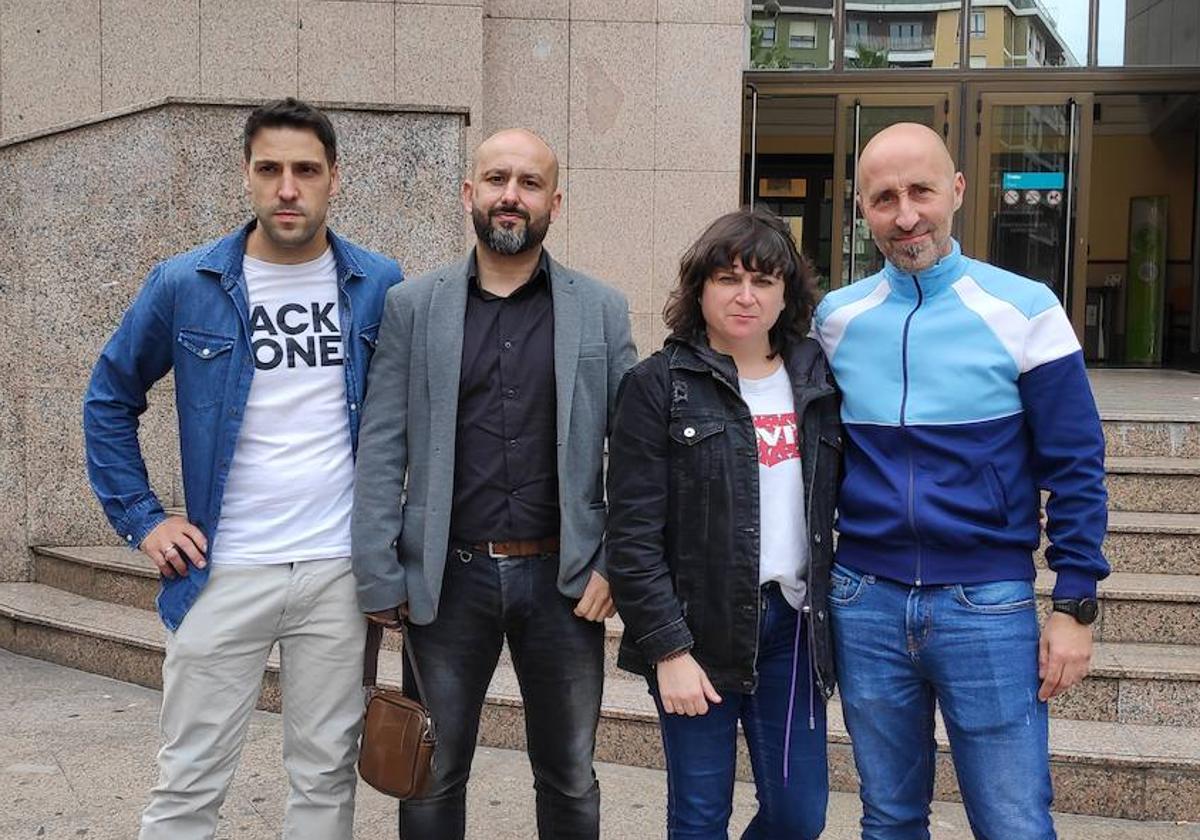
[
  {"xmin": 471, "ymin": 128, "xmax": 560, "ymax": 189},
  {"xmin": 858, "ymin": 122, "xmax": 955, "ymax": 186},
  {"xmin": 464, "ymin": 128, "xmax": 563, "ymax": 257},
  {"xmin": 854, "ymin": 122, "xmax": 965, "ymax": 273}
]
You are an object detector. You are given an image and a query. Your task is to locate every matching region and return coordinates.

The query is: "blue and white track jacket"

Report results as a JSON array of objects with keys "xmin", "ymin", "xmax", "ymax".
[{"xmin": 813, "ymin": 240, "xmax": 1108, "ymax": 599}]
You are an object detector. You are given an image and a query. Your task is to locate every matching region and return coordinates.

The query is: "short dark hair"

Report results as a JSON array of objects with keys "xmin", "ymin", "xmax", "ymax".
[
  {"xmin": 663, "ymin": 208, "xmax": 817, "ymax": 357},
  {"xmin": 243, "ymin": 98, "xmax": 338, "ymax": 165}
]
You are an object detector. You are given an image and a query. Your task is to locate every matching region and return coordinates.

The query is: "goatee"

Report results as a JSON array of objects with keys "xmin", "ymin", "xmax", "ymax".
[{"xmin": 473, "ymin": 205, "xmax": 550, "ymax": 256}]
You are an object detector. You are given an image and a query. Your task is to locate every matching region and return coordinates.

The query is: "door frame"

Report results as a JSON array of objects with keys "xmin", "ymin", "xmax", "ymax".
[
  {"xmin": 745, "ymin": 70, "xmax": 1200, "ymax": 362},
  {"xmin": 830, "ymin": 88, "xmax": 958, "ymax": 288},
  {"xmin": 965, "ymin": 91, "xmax": 1095, "ymax": 338}
]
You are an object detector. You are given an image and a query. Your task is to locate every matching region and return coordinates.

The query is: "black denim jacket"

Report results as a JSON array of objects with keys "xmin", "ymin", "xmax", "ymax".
[{"xmin": 606, "ymin": 333, "xmax": 842, "ymax": 697}]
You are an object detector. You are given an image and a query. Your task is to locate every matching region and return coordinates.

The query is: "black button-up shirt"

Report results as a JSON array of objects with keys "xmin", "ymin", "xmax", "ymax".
[{"xmin": 450, "ymin": 249, "xmax": 560, "ymax": 541}]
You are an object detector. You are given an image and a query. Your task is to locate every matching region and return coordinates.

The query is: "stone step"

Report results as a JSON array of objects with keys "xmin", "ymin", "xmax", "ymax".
[
  {"xmin": 39, "ymin": 547, "xmax": 1200, "ymax": 645},
  {"xmin": 1037, "ymin": 569, "xmax": 1200, "ymax": 646},
  {"xmin": 1105, "ymin": 457, "xmax": 1200, "ymax": 513},
  {"xmin": 30, "ymin": 545, "xmax": 634, "ymax": 677},
  {"xmin": 3, "ymin": 582, "xmax": 1199, "ymax": 822},
  {"xmin": 33, "ymin": 546, "xmax": 159, "ymax": 611},
  {"xmin": 31, "ymin": 546, "xmax": 1200, "ymax": 699},
  {"xmin": 1097, "ymin": 511, "xmax": 1200, "ymax": 575},
  {"xmin": 517, "ymin": 624, "xmax": 1200, "ymax": 728},
  {"xmin": 1053, "ymin": 641, "xmax": 1200, "ymax": 727},
  {"xmin": 1104, "ymin": 420, "xmax": 1200, "ymax": 458}
]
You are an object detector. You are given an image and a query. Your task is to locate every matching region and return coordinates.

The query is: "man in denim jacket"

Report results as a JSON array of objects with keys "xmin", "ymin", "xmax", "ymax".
[{"xmin": 83, "ymin": 99, "xmax": 402, "ymax": 840}]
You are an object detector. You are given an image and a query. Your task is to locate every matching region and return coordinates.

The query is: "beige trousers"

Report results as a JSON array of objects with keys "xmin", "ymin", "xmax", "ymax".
[{"xmin": 139, "ymin": 557, "xmax": 366, "ymax": 840}]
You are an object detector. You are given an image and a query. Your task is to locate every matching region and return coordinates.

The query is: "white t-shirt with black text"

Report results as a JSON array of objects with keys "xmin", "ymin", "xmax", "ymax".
[
  {"xmin": 740, "ymin": 363, "xmax": 809, "ymax": 609},
  {"xmin": 210, "ymin": 248, "xmax": 355, "ymax": 565}
]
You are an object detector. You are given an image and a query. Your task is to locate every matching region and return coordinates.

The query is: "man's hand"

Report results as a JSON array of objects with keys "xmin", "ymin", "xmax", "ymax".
[
  {"xmin": 141, "ymin": 516, "xmax": 207, "ymax": 578},
  {"xmin": 366, "ymin": 604, "xmax": 409, "ymax": 629},
  {"xmin": 1038, "ymin": 611, "xmax": 1093, "ymax": 701},
  {"xmin": 657, "ymin": 653, "xmax": 722, "ymax": 716},
  {"xmin": 574, "ymin": 571, "xmax": 616, "ymax": 622}
]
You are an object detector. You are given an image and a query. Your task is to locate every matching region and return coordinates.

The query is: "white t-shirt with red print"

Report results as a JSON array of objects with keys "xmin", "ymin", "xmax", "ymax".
[{"xmin": 740, "ymin": 363, "xmax": 809, "ymax": 610}]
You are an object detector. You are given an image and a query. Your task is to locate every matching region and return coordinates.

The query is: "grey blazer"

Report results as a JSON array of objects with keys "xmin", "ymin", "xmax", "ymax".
[{"xmin": 351, "ymin": 251, "xmax": 639, "ymax": 623}]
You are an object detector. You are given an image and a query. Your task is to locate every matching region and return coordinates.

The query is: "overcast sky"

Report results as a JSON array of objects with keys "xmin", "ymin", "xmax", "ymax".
[{"xmin": 1045, "ymin": 0, "xmax": 1127, "ymax": 65}]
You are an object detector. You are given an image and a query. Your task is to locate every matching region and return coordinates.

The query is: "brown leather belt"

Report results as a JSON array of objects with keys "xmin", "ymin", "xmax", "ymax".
[{"xmin": 465, "ymin": 536, "xmax": 560, "ymax": 558}]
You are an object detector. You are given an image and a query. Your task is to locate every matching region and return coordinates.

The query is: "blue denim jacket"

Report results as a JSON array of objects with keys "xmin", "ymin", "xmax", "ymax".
[{"xmin": 83, "ymin": 222, "xmax": 404, "ymax": 630}]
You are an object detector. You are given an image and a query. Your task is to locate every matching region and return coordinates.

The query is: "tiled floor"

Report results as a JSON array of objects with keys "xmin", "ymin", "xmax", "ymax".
[{"xmin": 1089, "ymin": 368, "xmax": 1200, "ymax": 422}]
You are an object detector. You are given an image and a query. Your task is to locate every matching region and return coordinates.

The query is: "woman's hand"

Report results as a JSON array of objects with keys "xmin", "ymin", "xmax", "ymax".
[{"xmin": 656, "ymin": 653, "xmax": 723, "ymax": 716}]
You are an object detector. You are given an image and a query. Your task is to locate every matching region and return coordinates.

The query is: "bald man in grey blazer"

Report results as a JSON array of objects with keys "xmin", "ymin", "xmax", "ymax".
[{"xmin": 351, "ymin": 129, "xmax": 637, "ymax": 840}]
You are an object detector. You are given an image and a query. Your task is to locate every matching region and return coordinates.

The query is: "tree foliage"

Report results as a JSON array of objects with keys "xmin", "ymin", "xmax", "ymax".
[
  {"xmin": 750, "ymin": 22, "xmax": 792, "ymax": 70},
  {"xmin": 849, "ymin": 45, "xmax": 889, "ymax": 69}
]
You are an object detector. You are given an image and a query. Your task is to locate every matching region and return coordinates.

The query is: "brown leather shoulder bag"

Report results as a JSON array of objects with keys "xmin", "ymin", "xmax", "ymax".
[{"xmin": 358, "ymin": 622, "xmax": 437, "ymax": 799}]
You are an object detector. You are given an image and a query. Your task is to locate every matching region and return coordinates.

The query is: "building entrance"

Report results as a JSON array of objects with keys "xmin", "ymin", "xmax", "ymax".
[{"xmin": 744, "ymin": 80, "xmax": 1200, "ymax": 371}]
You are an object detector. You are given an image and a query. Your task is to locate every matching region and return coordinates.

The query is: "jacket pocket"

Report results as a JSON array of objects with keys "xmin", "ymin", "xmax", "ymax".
[
  {"xmin": 668, "ymin": 418, "xmax": 725, "ymax": 446},
  {"xmin": 579, "ymin": 341, "xmax": 607, "ymax": 360},
  {"xmin": 176, "ymin": 328, "xmax": 236, "ymax": 409},
  {"xmin": 981, "ymin": 463, "xmax": 1010, "ymax": 527},
  {"xmin": 669, "ymin": 417, "xmax": 726, "ymax": 484},
  {"xmin": 921, "ymin": 460, "xmax": 1011, "ymax": 536}
]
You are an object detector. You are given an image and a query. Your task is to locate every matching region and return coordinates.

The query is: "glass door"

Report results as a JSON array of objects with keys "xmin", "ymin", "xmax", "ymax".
[
  {"xmin": 743, "ymin": 93, "xmax": 838, "ymax": 289},
  {"xmin": 970, "ymin": 93, "xmax": 1093, "ymax": 336},
  {"xmin": 831, "ymin": 91, "xmax": 956, "ymax": 288}
]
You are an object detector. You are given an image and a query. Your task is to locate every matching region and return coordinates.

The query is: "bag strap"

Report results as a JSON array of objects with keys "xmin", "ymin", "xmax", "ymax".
[{"xmin": 362, "ymin": 620, "xmax": 430, "ymax": 702}]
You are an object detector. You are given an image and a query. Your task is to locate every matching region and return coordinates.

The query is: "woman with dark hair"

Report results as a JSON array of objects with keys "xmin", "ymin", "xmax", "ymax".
[{"xmin": 607, "ymin": 208, "xmax": 841, "ymax": 838}]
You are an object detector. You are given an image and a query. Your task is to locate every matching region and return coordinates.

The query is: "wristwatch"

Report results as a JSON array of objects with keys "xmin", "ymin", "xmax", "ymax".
[{"xmin": 1051, "ymin": 597, "xmax": 1099, "ymax": 626}]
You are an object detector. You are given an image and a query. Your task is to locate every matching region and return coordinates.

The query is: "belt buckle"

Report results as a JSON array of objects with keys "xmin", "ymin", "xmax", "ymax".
[{"xmin": 487, "ymin": 541, "xmax": 510, "ymax": 559}]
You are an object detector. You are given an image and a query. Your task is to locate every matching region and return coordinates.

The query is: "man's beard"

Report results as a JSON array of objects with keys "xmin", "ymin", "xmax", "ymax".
[
  {"xmin": 881, "ymin": 235, "xmax": 938, "ymax": 272},
  {"xmin": 473, "ymin": 204, "xmax": 550, "ymax": 255}
]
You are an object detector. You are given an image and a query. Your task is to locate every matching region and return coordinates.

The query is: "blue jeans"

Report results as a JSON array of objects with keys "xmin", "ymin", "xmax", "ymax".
[
  {"xmin": 651, "ymin": 585, "xmax": 828, "ymax": 840},
  {"xmin": 399, "ymin": 548, "xmax": 604, "ymax": 840},
  {"xmin": 829, "ymin": 563, "xmax": 1055, "ymax": 840}
]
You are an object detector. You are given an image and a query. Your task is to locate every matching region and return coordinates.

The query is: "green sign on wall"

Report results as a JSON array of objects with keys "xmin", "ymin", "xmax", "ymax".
[{"xmin": 1124, "ymin": 196, "xmax": 1168, "ymax": 365}]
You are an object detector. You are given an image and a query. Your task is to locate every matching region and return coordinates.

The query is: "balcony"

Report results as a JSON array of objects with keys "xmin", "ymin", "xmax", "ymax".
[
  {"xmin": 844, "ymin": 31, "xmax": 935, "ymax": 66},
  {"xmin": 845, "ymin": 31, "xmax": 934, "ymax": 53}
]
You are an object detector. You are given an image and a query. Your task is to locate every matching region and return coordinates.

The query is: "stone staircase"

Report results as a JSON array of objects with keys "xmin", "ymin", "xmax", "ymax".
[{"xmin": 3, "ymin": 418, "xmax": 1200, "ymax": 823}]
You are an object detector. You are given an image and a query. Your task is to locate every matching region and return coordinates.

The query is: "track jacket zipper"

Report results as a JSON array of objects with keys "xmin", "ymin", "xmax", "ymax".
[{"xmin": 901, "ymin": 274, "xmax": 925, "ymax": 586}]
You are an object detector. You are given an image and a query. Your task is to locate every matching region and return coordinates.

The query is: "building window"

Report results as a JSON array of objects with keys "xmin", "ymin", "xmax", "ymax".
[
  {"xmin": 1029, "ymin": 30, "xmax": 1044, "ymax": 65},
  {"xmin": 969, "ymin": 55, "xmax": 987, "ymax": 68},
  {"xmin": 970, "ymin": 12, "xmax": 985, "ymax": 37},
  {"xmin": 889, "ymin": 22, "xmax": 922, "ymax": 41},
  {"xmin": 761, "ymin": 21, "xmax": 776, "ymax": 47},
  {"xmin": 888, "ymin": 21, "xmax": 924, "ymax": 50},
  {"xmin": 789, "ymin": 20, "xmax": 817, "ymax": 49}
]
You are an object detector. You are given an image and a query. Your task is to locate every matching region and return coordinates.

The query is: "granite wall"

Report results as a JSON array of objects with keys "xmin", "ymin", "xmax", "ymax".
[
  {"xmin": 0, "ymin": 0, "xmax": 748, "ymax": 366},
  {"xmin": 0, "ymin": 100, "xmax": 466, "ymax": 580},
  {"xmin": 479, "ymin": 2, "xmax": 748, "ymax": 354},
  {"xmin": 0, "ymin": 1, "xmax": 748, "ymax": 577}
]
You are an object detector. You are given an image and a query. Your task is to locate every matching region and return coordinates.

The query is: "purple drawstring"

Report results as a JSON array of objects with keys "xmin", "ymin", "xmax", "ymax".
[
  {"xmin": 808, "ymin": 608, "xmax": 817, "ymax": 732},
  {"xmin": 782, "ymin": 600, "xmax": 804, "ymax": 785},
  {"xmin": 782, "ymin": 599, "xmax": 818, "ymax": 786}
]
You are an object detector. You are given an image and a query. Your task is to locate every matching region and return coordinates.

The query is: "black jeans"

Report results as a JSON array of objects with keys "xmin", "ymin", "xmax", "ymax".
[{"xmin": 399, "ymin": 548, "xmax": 604, "ymax": 840}]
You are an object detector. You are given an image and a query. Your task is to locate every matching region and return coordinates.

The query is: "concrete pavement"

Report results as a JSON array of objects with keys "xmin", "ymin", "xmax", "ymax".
[{"xmin": 1, "ymin": 650, "xmax": 1196, "ymax": 839}]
